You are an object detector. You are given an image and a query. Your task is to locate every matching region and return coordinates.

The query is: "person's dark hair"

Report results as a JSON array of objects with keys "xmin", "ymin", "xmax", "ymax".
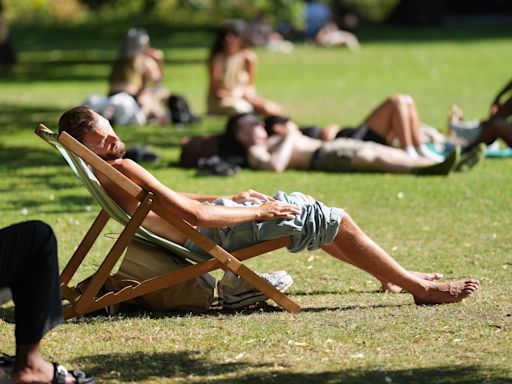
[
  {"xmin": 209, "ymin": 19, "xmax": 248, "ymax": 62},
  {"xmin": 224, "ymin": 113, "xmax": 262, "ymax": 142},
  {"xmin": 263, "ymin": 115, "xmax": 289, "ymax": 136},
  {"xmin": 58, "ymin": 106, "xmax": 98, "ymax": 143},
  {"xmin": 217, "ymin": 113, "xmax": 258, "ymax": 167}
]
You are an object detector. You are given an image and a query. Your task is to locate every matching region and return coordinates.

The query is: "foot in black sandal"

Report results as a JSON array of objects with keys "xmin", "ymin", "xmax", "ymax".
[{"xmin": 50, "ymin": 363, "xmax": 95, "ymax": 384}]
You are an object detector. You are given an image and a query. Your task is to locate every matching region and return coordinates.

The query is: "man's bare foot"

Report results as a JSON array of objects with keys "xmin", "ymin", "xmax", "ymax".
[
  {"xmin": 413, "ymin": 279, "xmax": 480, "ymax": 305},
  {"xmin": 381, "ymin": 271, "xmax": 443, "ymax": 293}
]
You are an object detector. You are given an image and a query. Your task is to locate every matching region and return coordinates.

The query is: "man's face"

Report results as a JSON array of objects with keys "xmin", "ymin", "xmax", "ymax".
[
  {"xmin": 235, "ymin": 117, "xmax": 268, "ymax": 148},
  {"xmin": 82, "ymin": 112, "xmax": 126, "ymax": 161}
]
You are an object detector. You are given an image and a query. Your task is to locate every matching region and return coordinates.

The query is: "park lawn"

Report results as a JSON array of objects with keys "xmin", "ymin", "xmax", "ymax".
[{"xmin": 0, "ymin": 23, "xmax": 511, "ymax": 383}]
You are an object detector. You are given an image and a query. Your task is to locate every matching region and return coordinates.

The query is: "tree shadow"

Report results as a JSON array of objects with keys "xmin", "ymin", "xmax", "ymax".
[
  {"xmin": 75, "ymin": 351, "xmax": 273, "ymax": 382},
  {"xmin": 74, "ymin": 351, "xmax": 512, "ymax": 384},
  {"xmin": 0, "ymin": 104, "xmax": 63, "ymax": 133},
  {"xmin": 60, "ymin": 300, "xmax": 408, "ymax": 325},
  {"xmin": 0, "ymin": 144, "xmax": 65, "ymax": 170},
  {"xmin": 359, "ymin": 23, "xmax": 512, "ymax": 44},
  {"xmin": 0, "ymin": 56, "xmax": 205, "ymax": 84}
]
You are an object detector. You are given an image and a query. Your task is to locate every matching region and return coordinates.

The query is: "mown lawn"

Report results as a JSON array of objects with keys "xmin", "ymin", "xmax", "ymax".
[{"xmin": 0, "ymin": 22, "xmax": 511, "ymax": 383}]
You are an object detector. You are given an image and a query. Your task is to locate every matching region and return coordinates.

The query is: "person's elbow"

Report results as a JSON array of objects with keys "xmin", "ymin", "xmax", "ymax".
[
  {"xmin": 268, "ymin": 163, "xmax": 286, "ymax": 173},
  {"xmin": 183, "ymin": 206, "xmax": 213, "ymax": 227}
]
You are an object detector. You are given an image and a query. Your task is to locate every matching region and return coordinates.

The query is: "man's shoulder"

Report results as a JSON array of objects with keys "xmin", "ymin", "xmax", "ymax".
[{"xmin": 107, "ymin": 157, "xmax": 140, "ymax": 173}]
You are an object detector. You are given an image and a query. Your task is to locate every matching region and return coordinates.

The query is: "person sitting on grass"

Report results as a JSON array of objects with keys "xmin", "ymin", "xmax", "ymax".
[
  {"xmin": 449, "ymin": 79, "xmax": 512, "ymax": 152},
  {"xmin": 207, "ymin": 19, "xmax": 284, "ymax": 117},
  {"xmin": 109, "ymin": 28, "xmax": 170, "ymax": 124},
  {"xmin": 223, "ymin": 113, "xmax": 485, "ymax": 175},
  {"xmin": 0, "ymin": 221, "xmax": 95, "ymax": 384},
  {"xmin": 57, "ymin": 105, "xmax": 480, "ymax": 306}
]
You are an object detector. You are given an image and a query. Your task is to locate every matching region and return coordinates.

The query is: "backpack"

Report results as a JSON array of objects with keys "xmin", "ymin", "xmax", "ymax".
[
  {"xmin": 78, "ymin": 238, "xmax": 215, "ymax": 314},
  {"xmin": 167, "ymin": 94, "xmax": 200, "ymax": 125},
  {"xmin": 179, "ymin": 135, "xmax": 221, "ymax": 167}
]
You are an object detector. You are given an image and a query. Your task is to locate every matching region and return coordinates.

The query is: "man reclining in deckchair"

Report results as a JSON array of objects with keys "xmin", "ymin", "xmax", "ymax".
[{"xmin": 57, "ymin": 106, "xmax": 480, "ymax": 305}]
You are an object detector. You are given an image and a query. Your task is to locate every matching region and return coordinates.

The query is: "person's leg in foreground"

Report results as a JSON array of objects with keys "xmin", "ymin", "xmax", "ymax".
[{"xmin": 0, "ymin": 221, "xmax": 94, "ymax": 384}]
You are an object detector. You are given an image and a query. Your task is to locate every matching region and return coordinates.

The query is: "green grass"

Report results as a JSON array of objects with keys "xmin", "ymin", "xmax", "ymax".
[{"xmin": 1, "ymin": 22, "xmax": 512, "ymax": 383}]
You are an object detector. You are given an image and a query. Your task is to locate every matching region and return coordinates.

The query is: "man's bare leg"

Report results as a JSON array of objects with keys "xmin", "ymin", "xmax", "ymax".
[
  {"xmin": 351, "ymin": 141, "xmax": 459, "ymax": 175},
  {"xmin": 322, "ymin": 214, "xmax": 479, "ymax": 304},
  {"xmin": 380, "ymin": 272, "xmax": 443, "ymax": 293},
  {"xmin": 321, "ymin": 241, "xmax": 443, "ymax": 293},
  {"xmin": 352, "ymin": 143, "xmax": 434, "ymax": 173}
]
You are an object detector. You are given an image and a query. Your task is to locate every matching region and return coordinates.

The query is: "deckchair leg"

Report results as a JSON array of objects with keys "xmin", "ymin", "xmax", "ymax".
[
  {"xmin": 73, "ymin": 193, "xmax": 155, "ymax": 315},
  {"xmin": 60, "ymin": 209, "xmax": 110, "ymax": 285}
]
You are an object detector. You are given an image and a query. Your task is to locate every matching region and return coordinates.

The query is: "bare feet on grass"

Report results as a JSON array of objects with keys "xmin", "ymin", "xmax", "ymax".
[
  {"xmin": 381, "ymin": 271, "xmax": 444, "ymax": 293},
  {"xmin": 413, "ymin": 279, "xmax": 480, "ymax": 305}
]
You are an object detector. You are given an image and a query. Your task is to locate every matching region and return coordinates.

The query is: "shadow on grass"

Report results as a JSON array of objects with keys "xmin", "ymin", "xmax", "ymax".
[
  {"xmin": 351, "ymin": 24, "xmax": 512, "ymax": 44},
  {"xmin": 75, "ymin": 351, "xmax": 273, "ymax": 382},
  {"xmin": 0, "ymin": 57, "xmax": 205, "ymax": 84},
  {"xmin": 0, "ymin": 104, "xmax": 63, "ymax": 134},
  {"xmin": 74, "ymin": 351, "xmax": 512, "ymax": 384},
  {"xmin": 61, "ymin": 301, "xmax": 408, "ymax": 326},
  {"xmin": 0, "ymin": 145, "xmax": 64, "ymax": 169}
]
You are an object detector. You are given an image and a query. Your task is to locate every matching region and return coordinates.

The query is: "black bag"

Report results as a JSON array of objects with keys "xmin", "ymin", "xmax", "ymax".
[
  {"xmin": 167, "ymin": 94, "xmax": 200, "ymax": 125},
  {"xmin": 195, "ymin": 156, "xmax": 241, "ymax": 177}
]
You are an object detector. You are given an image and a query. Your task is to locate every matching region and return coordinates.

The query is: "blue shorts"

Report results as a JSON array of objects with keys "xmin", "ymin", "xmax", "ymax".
[{"xmin": 184, "ymin": 191, "xmax": 344, "ymax": 257}]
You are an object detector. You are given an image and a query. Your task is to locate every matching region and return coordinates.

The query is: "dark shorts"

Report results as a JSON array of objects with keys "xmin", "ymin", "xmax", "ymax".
[{"xmin": 337, "ymin": 124, "xmax": 387, "ymax": 146}]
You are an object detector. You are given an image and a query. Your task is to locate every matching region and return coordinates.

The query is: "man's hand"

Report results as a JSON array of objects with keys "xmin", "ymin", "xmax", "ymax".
[
  {"xmin": 284, "ymin": 121, "xmax": 300, "ymax": 136},
  {"xmin": 232, "ymin": 189, "xmax": 274, "ymax": 204},
  {"xmin": 257, "ymin": 200, "xmax": 301, "ymax": 221}
]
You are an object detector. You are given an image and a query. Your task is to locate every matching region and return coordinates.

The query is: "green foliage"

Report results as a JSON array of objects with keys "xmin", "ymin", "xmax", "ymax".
[
  {"xmin": 344, "ymin": 0, "xmax": 400, "ymax": 22},
  {"xmin": 3, "ymin": 0, "xmax": 306, "ymax": 29}
]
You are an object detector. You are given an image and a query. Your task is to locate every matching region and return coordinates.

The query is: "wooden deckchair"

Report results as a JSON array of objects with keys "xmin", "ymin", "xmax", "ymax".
[{"xmin": 35, "ymin": 124, "xmax": 300, "ymax": 318}]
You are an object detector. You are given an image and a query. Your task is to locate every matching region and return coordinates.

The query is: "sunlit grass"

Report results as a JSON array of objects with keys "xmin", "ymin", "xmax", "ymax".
[{"xmin": 0, "ymin": 23, "xmax": 511, "ymax": 384}]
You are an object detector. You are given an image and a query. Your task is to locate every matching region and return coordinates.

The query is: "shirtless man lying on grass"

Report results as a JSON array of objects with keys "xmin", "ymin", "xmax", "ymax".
[{"xmin": 57, "ymin": 106, "xmax": 479, "ymax": 305}]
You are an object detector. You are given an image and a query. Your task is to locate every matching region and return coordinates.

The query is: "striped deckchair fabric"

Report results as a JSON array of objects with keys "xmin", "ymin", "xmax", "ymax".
[
  {"xmin": 36, "ymin": 124, "xmax": 299, "ymax": 318},
  {"xmin": 37, "ymin": 127, "xmax": 206, "ymax": 263}
]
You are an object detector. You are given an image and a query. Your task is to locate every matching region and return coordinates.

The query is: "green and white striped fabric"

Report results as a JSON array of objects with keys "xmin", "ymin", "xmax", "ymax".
[{"xmin": 40, "ymin": 128, "xmax": 208, "ymax": 263}]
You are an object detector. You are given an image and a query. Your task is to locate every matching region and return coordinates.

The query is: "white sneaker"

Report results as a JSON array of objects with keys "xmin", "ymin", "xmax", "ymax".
[{"xmin": 218, "ymin": 271, "xmax": 293, "ymax": 309}]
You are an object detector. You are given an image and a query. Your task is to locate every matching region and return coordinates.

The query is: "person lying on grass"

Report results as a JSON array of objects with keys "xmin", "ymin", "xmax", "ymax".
[
  {"xmin": 222, "ymin": 113, "xmax": 484, "ymax": 175},
  {"xmin": 57, "ymin": 106, "xmax": 479, "ymax": 305}
]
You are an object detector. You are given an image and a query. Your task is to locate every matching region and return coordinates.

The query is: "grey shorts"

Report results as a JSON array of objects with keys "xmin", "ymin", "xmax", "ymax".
[
  {"xmin": 311, "ymin": 138, "xmax": 373, "ymax": 172},
  {"xmin": 184, "ymin": 191, "xmax": 344, "ymax": 257}
]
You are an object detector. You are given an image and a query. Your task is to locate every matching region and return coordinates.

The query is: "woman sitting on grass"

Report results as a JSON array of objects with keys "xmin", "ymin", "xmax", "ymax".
[
  {"xmin": 449, "ymin": 79, "xmax": 512, "ymax": 152},
  {"xmin": 207, "ymin": 19, "xmax": 284, "ymax": 117},
  {"xmin": 109, "ymin": 28, "xmax": 170, "ymax": 124}
]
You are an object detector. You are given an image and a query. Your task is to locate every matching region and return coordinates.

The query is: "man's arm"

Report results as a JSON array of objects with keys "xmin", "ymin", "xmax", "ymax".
[
  {"xmin": 105, "ymin": 159, "xmax": 300, "ymax": 227},
  {"xmin": 248, "ymin": 132, "xmax": 297, "ymax": 173},
  {"xmin": 208, "ymin": 56, "xmax": 232, "ymax": 98},
  {"xmin": 181, "ymin": 190, "xmax": 275, "ymax": 204}
]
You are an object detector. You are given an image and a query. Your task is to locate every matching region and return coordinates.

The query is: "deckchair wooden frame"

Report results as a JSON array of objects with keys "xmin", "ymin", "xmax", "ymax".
[{"xmin": 36, "ymin": 124, "xmax": 300, "ymax": 318}]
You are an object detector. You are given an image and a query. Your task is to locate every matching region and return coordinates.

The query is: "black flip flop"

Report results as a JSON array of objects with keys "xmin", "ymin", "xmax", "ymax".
[{"xmin": 51, "ymin": 363, "xmax": 95, "ymax": 384}]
